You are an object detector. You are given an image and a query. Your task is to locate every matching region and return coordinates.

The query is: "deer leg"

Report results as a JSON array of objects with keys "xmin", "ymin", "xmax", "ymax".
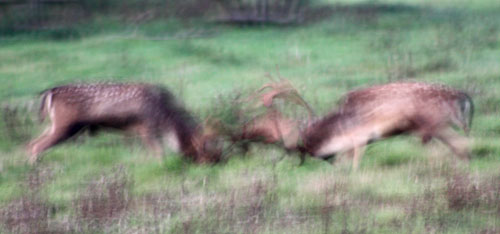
[
  {"xmin": 133, "ymin": 125, "xmax": 163, "ymax": 158},
  {"xmin": 28, "ymin": 125, "xmax": 80, "ymax": 165},
  {"xmin": 351, "ymin": 145, "xmax": 366, "ymax": 171},
  {"xmin": 421, "ymin": 133, "xmax": 433, "ymax": 144},
  {"xmin": 435, "ymin": 128, "xmax": 470, "ymax": 161},
  {"xmin": 143, "ymin": 136, "xmax": 164, "ymax": 158},
  {"xmin": 296, "ymin": 145, "xmax": 308, "ymax": 166},
  {"xmin": 88, "ymin": 125, "xmax": 100, "ymax": 136},
  {"xmin": 239, "ymin": 141, "xmax": 250, "ymax": 154},
  {"xmin": 298, "ymin": 153, "xmax": 306, "ymax": 166},
  {"xmin": 27, "ymin": 125, "xmax": 52, "ymax": 150},
  {"xmin": 318, "ymin": 155, "xmax": 336, "ymax": 165}
]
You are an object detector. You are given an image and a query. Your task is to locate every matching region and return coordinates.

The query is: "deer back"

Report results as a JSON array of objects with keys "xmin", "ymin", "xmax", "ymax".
[{"xmin": 43, "ymin": 83, "xmax": 200, "ymax": 152}]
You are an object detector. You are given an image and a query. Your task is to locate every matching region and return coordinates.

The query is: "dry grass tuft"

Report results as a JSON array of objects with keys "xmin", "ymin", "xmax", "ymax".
[
  {"xmin": 0, "ymin": 196, "xmax": 51, "ymax": 234},
  {"xmin": 74, "ymin": 167, "xmax": 132, "ymax": 230},
  {"xmin": 446, "ymin": 173, "xmax": 480, "ymax": 210}
]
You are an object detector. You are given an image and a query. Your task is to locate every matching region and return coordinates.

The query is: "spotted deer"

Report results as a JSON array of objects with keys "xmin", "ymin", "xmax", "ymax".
[
  {"xmin": 27, "ymin": 83, "xmax": 222, "ymax": 164},
  {"xmin": 239, "ymin": 81, "xmax": 473, "ymax": 169}
]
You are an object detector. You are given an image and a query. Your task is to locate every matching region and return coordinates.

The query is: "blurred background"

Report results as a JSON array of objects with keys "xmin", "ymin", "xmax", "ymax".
[{"xmin": 0, "ymin": 0, "xmax": 500, "ymax": 233}]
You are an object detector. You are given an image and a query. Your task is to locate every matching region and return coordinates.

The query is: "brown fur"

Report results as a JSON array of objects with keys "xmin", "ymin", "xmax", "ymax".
[
  {"xmin": 301, "ymin": 82, "xmax": 473, "ymax": 169},
  {"xmin": 27, "ymin": 83, "xmax": 221, "ymax": 164}
]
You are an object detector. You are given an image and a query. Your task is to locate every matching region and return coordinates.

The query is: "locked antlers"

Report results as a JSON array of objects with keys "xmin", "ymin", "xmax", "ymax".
[{"xmin": 250, "ymin": 79, "xmax": 315, "ymax": 120}]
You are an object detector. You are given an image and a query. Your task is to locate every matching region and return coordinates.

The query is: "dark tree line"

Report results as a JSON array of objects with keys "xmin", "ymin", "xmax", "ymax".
[
  {"xmin": 0, "ymin": 0, "xmax": 317, "ymax": 34},
  {"xmin": 215, "ymin": 0, "xmax": 313, "ymax": 24}
]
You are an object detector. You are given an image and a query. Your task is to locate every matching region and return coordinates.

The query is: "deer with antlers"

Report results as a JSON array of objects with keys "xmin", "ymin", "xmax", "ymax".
[
  {"xmin": 27, "ymin": 83, "xmax": 222, "ymax": 164},
  {"xmin": 235, "ymin": 80, "xmax": 473, "ymax": 169}
]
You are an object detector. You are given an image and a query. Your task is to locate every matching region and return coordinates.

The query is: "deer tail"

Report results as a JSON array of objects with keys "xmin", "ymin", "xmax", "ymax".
[
  {"xmin": 38, "ymin": 90, "xmax": 53, "ymax": 123},
  {"xmin": 458, "ymin": 92, "xmax": 474, "ymax": 136}
]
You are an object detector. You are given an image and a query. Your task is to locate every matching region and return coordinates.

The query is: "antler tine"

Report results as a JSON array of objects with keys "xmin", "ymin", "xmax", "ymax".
[
  {"xmin": 239, "ymin": 80, "xmax": 284, "ymax": 105},
  {"xmin": 257, "ymin": 76, "xmax": 293, "ymax": 92},
  {"xmin": 255, "ymin": 79, "xmax": 316, "ymax": 120},
  {"xmin": 284, "ymin": 90, "xmax": 316, "ymax": 121},
  {"xmin": 254, "ymin": 79, "xmax": 293, "ymax": 104},
  {"xmin": 272, "ymin": 86, "xmax": 316, "ymax": 119},
  {"xmin": 256, "ymin": 83, "xmax": 275, "ymax": 93},
  {"xmin": 240, "ymin": 79, "xmax": 316, "ymax": 121}
]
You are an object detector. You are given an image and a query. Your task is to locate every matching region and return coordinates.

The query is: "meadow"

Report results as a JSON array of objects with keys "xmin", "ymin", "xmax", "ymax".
[{"xmin": 0, "ymin": 0, "xmax": 500, "ymax": 233}]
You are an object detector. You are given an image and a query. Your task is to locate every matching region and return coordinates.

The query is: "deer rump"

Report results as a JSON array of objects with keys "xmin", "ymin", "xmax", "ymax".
[
  {"xmin": 28, "ymin": 83, "xmax": 219, "ymax": 164},
  {"xmin": 301, "ymin": 82, "xmax": 473, "ymax": 166}
]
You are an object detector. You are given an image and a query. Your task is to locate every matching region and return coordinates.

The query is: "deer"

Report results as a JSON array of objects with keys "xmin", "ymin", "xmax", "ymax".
[
  {"xmin": 234, "ymin": 80, "xmax": 474, "ymax": 170},
  {"xmin": 27, "ymin": 82, "xmax": 222, "ymax": 165}
]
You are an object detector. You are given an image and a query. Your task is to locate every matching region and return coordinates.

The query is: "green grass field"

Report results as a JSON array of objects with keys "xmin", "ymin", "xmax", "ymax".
[{"xmin": 1, "ymin": 0, "xmax": 500, "ymax": 233}]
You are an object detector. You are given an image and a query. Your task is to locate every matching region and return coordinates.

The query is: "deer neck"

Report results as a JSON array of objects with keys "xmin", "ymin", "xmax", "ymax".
[
  {"xmin": 162, "ymin": 117, "xmax": 199, "ymax": 159},
  {"xmin": 300, "ymin": 111, "xmax": 354, "ymax": 156}
]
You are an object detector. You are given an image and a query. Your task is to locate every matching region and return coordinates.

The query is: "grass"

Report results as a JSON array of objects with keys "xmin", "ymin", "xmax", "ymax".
[{"xmin": 1, "ymin": 0, "xmax": 500, "ymax": 233}]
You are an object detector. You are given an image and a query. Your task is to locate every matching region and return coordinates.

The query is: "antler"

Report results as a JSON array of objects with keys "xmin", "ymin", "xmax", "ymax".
[{"xmin": 254, "ymin": 79, "xmax": 316, "ymax": 120}]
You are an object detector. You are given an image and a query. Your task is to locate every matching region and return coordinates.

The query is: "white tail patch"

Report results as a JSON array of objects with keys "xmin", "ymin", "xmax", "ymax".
[
  {"xmin": 46, "ymin": 92, "xmax": 53, "ymax": 112},
  {"xmin": 48, "ymin": 106, "xmax": 57, "ymax": 134},
  {"xmin": 463, "ymin": 99, "xmax": 471, "ymax": 125}
]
